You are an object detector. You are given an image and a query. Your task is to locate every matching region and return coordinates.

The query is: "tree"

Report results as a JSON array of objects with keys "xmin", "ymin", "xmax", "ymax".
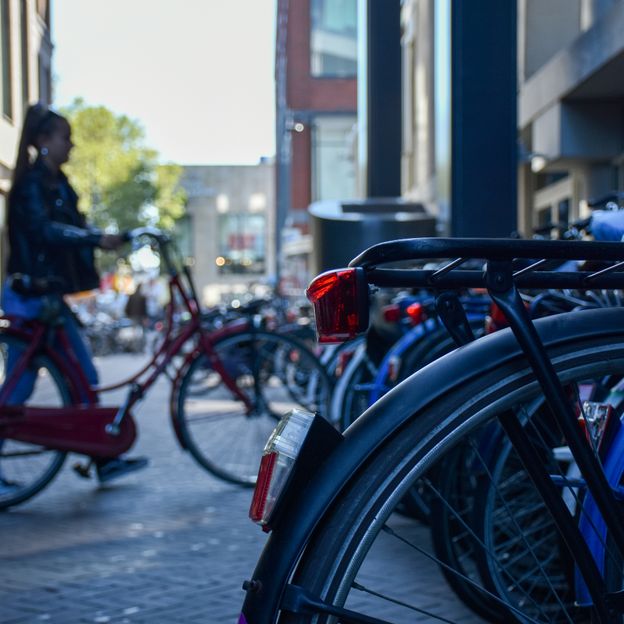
[{"xmin": 61, "ymin": 98, "xmax": 186, "ymax": 232}]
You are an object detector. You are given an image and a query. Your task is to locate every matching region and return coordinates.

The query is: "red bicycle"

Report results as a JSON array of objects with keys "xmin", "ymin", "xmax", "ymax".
[{"xmin": 0, "ymin": 228, "xmax": 332, "ymax": 509}]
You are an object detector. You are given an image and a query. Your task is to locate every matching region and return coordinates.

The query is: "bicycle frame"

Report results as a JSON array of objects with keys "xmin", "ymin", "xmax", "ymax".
[
  {"xmin": 0, "ymin": 229, "xmax": 254, "ymax": 457},
  {"xmin": 242, "ymin": 237, "xmax": 624, "ymax": 623}
]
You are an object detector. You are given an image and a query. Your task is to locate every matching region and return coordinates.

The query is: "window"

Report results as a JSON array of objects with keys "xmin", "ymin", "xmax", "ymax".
[
  {"xmin": 536, "ymin": 207, "xmax": 552, "ymax": 230},
  {"xmin": 312, "ymin": 114, "xmax": 357, "ymax": 201},
  {"xmin": 20, "ymin": 0, "xmax": 28, "ymax": 108},
  {"xmin": 36, "ymin": 0, "xmax": 49, "ymax": 26},
  {"xmin": 310, "ymin": 0, "xmax": 357, "ymax": 77},
  {"xmin": 216, "ymin": 213, "xmax": 266, "ymax": 275},
  {"xmin": 37, "ymin": 49, "xmax": 50, "ymax": 105},
  {"xmin": 1, "ymin": 0, "xmax": 13, "ymax": 120}
]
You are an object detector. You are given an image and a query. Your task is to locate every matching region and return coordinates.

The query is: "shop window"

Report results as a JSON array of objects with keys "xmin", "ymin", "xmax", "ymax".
[
  {"xmin": 310, "ymin": 0, "xmax": 357, "ymax": 77},
  {"xmin": 217, "ymin": 213, "xmax": 266, "ymax": 275}
]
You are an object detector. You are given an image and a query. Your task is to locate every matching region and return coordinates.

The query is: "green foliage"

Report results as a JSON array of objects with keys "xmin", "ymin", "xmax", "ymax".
[{"xmin": 60, "ymin": 98, "xmax": 186, "ymax": 232}]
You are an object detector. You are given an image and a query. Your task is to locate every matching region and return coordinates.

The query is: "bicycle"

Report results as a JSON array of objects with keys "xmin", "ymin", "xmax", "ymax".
[
  {"xmin": 0, "ymin": 227, "xmax": 332, "ymax": 510},
  {"xmin": 241, "ymin": 234, "xmax": 624, "ymax": 623},
  {"xmin": 335, "ymin": 291, "xmax": 491, "ymax": 429}
]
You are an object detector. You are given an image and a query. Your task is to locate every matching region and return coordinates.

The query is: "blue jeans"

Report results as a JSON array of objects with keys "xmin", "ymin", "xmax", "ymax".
[{"xmin": 2, "ymin": 283, "xmax": 99, "ymax": 404}]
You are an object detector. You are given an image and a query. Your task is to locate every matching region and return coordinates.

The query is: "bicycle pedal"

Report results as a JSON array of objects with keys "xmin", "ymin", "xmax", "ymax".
[{"xmin": 72, "ymin": 462, "xmax": 93, "ymax": 479}]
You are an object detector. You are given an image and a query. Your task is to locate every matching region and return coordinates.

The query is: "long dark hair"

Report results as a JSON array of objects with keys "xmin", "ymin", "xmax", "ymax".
[{"xmin": 11, "ymin": 103, "xmax": 65, "ymax": 190}]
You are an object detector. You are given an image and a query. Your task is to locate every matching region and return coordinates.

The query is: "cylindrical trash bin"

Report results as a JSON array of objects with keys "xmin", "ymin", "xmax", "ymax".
[{"xmin": 308, "ymin": 198, "xmax": 437, "ymax": 274}]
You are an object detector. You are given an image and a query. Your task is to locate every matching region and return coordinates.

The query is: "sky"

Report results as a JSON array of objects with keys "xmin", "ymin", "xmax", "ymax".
[{"xmin": 52, "ymin": 0, "xmax": 276, "ymax": 166}]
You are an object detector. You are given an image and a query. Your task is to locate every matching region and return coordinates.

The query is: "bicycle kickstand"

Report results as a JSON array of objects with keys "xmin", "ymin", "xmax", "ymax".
[{"xmin": 72, "ymin": 459, "xmax": 94, "ymax": 479}]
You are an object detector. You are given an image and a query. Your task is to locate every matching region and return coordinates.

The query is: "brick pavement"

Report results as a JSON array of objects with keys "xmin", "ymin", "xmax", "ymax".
[{"xmin": 0, "ymin": 353, "xmax": 486, "ymax": 624}]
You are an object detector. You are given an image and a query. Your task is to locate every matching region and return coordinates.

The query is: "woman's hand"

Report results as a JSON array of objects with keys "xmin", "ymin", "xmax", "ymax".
[{"xmin": 99, "ymin": 234, "xmax": 125, "ymax": 250}]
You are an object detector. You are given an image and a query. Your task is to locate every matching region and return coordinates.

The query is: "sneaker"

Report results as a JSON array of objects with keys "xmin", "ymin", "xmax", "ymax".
[{"xmin": 96, "ymin": 457, "xmax": 149, "ymax": 484}]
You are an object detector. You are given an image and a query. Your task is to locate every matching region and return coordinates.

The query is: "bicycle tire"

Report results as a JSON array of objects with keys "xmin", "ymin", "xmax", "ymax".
[
  {"xmin": 275, "ymin": 332, "xmax": 624, "ymax": 623},
  {"xmin": 175, "ymin": 329, "xmax": 333, "ymax": 487},
  {"xmin": 0, "ymin": 332, "xmax": 69, "ymax": 510}
]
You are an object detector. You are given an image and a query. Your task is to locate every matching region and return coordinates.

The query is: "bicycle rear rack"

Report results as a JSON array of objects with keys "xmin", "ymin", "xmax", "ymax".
[
  {"xmin": 350, "ymin": 237, "xmax": 624, "ymax": 619},
  {"xmin": 351, "ymin": 237, "xmax": 624, "ymax": 290}
]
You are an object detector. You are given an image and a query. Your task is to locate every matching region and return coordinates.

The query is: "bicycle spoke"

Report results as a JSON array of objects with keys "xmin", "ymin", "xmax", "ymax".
[
  {"xmin": 380, "ymin": 524, "xmax": 544, "ymax": 624},
  {"xmin": 468, "ymin": 436, "xmax": 575, "ymax": 620},
  {"xmin": 350, "ymin": 581, "xmax": 456, "ymax": 623},
  {"xmin": 424, "ymin": 476, "xmax": 566, "ymax": 621}
]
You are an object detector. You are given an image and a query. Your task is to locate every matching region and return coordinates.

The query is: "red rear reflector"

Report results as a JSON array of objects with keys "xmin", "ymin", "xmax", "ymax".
[
  {"xmin": 406, "ymin": 302, "xmax": 424, "ymax": 325},
  {"xmin": 249, "ymin": 451, "xmax": 278, "ymax": 523},
  {"xmin": 382, "ymin": 304, "xmax": 401, "ymax": 323},
  {"xmin": 306, "ymin": 268, "xmax": 369, "ymax": 343},
  {"xmin": 249, "ymin": 408, "xmax": 316, "ymax": 529}
]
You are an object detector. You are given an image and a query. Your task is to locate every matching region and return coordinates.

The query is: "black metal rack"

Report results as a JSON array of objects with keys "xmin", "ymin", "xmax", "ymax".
[
  {"xmin": 351, "ymin": 237, "xmax": 624, "ymax": 618},
  {"xmin": 350, "ymin": 237, "xmax": 624, "ymax": 290}
]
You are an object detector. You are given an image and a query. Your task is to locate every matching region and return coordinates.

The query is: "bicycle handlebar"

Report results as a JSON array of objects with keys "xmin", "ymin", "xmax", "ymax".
[
  {"xmin": 587, "ymin": 192, "xmax": 624, "ymax": 208},
  {"xmin": 120, "ymin": 227, "xmax": 180, "ymax": 278},
  {"xmin": 122, "ymin": 227, "xmax": 171, "ymax": 245},
  {"xmin": 532, "ymin": 217, "xmax": 592, "ymax": 239}
]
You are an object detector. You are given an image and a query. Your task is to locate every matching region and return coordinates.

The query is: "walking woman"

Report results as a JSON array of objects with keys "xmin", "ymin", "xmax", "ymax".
[{"xmin": 2, "ymin": 103, "xmax": 147, "ymax": 484}]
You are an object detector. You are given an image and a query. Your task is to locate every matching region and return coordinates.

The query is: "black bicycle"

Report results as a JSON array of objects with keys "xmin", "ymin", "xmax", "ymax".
[{"xmin": 241, "ymin": 235, "xmax": 624, "ymax": 624}]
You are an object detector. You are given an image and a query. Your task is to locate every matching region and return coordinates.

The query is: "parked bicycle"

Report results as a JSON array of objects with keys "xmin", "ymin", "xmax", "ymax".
[
  {"xmin": 0, "ymin": 227, "xmax": 332, "ymax": 509},
  {"xmin": 241, "ymin": 231, "xmax": 624, "ymax": 623}
]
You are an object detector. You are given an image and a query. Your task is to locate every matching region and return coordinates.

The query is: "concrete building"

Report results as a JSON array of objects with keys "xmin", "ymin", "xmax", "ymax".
[
  {"xmin": 0, "ymin": 0, "xmax": 53, "ymax": 266},
  {"xmin": 517, "ymin": 0, "xmax": 624, "ymax": 235},
  {"xmin": 400, "ymin": 0, "xmax": 624, "ymax": 236},
  {"xmin": 179, "ymin": 162, "xmax": 275, "ymax": 306}
]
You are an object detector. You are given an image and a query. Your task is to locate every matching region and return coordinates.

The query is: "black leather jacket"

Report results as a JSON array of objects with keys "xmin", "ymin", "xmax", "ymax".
[{"xmin": 7, "ymin": 158, "xmax": 102, "ymax": 294}]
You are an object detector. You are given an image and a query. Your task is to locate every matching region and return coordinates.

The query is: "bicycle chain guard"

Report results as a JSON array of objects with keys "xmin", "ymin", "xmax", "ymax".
[{"xmin": 0, "ymin": 405, "xmax": 137, "ymax": 457}]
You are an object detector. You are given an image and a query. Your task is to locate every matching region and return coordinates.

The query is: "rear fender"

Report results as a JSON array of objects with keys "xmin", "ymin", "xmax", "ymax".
[{"xmin": 241, "ymin": 307, "xmax": 624, "ymax": 623}]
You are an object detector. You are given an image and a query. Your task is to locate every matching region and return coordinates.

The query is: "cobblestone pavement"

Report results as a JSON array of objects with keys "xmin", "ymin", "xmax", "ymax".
[{"xmin": 0, "ymin": 353, "xmax": 486, "ymax": 624}]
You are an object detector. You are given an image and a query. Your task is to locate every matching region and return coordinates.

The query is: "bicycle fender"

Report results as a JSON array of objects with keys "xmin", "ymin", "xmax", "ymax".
[{"xmin": 241, "ymin": 307, "xmax": 624, "ymax": 624}]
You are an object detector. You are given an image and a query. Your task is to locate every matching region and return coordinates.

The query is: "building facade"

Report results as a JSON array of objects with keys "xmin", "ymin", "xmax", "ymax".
[
  {"xmin": 517, "ymin": 0, "xmax": 624, "ymax": 235},
  {"xmin": 400, "ymin": 0, "xmax": 624, "ymax": 236},
  {"xmin": 0, "ymin": 0, "xmax": 53, "ymax": 198},
  {"xmin": 275, "ymin": 0, "xmax": 359, "ymax": 287},
  {"xmin": 0, "ymin": 0, "xmax": 52, "ymax": 276},
  {"xmin": 179, "ymin": 162, "xmax": 275, "ymax": 306}
]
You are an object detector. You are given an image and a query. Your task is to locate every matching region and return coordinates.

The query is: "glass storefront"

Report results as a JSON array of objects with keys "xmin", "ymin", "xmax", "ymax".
[{"xmin": 217, "ymin": 213, "xmax": 266, "ymax": 275}]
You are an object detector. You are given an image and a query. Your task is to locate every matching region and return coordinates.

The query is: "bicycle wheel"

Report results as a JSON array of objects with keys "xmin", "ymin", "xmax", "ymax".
[
  {"xmin": 276, "ymin": 333, "xmax": 624, "ymax": 623},
  {"xmin": 337, "ymin": 351, "xmax": 377, "ymax": 430},
  {"xmin": 428, "ymin": 438, "xmax": 508, "ymax": 622},
  {"xmin": 471, "ymin": 405, "xmax": 579, "ymax": 622},
  {"xmin": 176, "ymin": 329, "xmax": 332, "ymax": 486},
  {"xmin": 0, "ymin": 333, "xmax": 69, "ymax": 510}
]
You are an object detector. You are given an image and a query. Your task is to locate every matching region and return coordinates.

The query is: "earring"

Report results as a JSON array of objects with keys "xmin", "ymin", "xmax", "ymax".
[{"xmin": 40, "ymin": 147, "xmax": 48, "ymax": 156}]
